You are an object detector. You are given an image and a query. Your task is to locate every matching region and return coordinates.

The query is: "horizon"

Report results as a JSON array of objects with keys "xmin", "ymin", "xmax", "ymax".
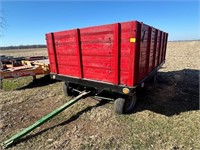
[
  {"xmin": 1, "ymin": 39, "xmax": 200, "ymax": 48},
  {"xmin": 1, "ymin": 1, "xmax": 199, "ymax": 46}
]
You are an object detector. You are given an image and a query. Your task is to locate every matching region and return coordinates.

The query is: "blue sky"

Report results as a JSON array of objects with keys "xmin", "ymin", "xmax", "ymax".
[{"xmin": 1, "ymin": 1, "xmax": 199, "ymax": 46}]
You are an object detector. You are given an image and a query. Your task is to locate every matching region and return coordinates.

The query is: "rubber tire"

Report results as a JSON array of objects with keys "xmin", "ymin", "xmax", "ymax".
[
  {"xmin": 124, "ymin": 94, "xmax": 137, "ymax": 114},
  {"xmin": 114, "ymin": 95, "xmax": 137, "ymax": 114},
  {"xmin": 63, "ymin": 83, "xmax": 73, "ymax": 96},
  {"xmin": 114, "ymin": 98, "xmax": 126, "ymax": 114},
  {"xmin": 149, "ymin": 75, "xmax": 157, "ymax": 84}
]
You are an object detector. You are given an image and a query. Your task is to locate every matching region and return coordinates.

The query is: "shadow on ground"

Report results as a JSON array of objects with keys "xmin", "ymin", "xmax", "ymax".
[
  {"xmin": 17, "ymin": 75, "xmax": 59, "ymax": 90},
  {"xmin": 133, "ymin": 69, "xmax": 199, "ymax": 116}
]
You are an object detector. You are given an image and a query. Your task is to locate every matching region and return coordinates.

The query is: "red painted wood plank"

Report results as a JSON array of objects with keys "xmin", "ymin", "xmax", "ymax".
[
  {"xmin": 81, "ymin": 50, "xmax": 113, "ymax": 56},
  {"xmin": 56, "ymin": 55, "xmax": 79, "ymax": 66},
  {"xmin": 81, "ymin": 33, "xmax": 114, "ymax": 42},
  {"xmin": 80, "ymin": 24, "xmax": 114, "ymax": 34},
  {"xmin": 82, "ymin": 56, "xmax": 130, "ymax": 71},
  {"xmin": 53, "ymin": 29, "xmax": 76, "ymax": 37},
  {"xmin": 81, "ymin": 43, "xmax": 113, "ymax": 50},
  {"xmin": 83, "ymin": 67, "xmax": 115, "ymax": 83},
  {"xmin": 58, "ymin": 65, "xmax": 80, "ymax": 77}
]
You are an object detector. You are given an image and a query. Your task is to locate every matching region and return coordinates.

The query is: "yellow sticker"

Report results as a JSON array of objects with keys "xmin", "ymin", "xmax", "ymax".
[{"xmin": 130, "ymin": 38, "xmax": 136, "ymax": 43}]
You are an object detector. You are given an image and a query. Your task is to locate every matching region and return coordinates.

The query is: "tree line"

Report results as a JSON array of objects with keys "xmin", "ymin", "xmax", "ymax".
[{"xmin": 0, "ymin": 45, "xmax": 47, "ymax": 50}]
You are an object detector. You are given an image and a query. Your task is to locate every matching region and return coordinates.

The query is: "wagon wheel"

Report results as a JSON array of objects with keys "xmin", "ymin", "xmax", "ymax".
[
  {"xmin": 124, "ymin": 94, "xmax": 137, "ymax": 113},
  {"xmin": 63, "ymin": 82, "xmax": 73, "ymax": 96},
  {"xmin": 114, "ymin": 93, "xmax": 137, "ymax": 114},
  {"xmin": 149, "ymin": 71, "xmax": 158, "ymax": 84}
]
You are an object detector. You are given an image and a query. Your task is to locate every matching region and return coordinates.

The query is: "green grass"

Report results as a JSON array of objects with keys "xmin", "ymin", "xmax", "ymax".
[
  {"xmin": 116, "ymin": 111, "xmax": 200, "ymax": 149},
  {"xmin": 2, "ymin": 77, "xmax": 33, "ymax": 91},
  {"xmin": 1, "ymin": 75, "xmax": 50, "ymax": 91}
]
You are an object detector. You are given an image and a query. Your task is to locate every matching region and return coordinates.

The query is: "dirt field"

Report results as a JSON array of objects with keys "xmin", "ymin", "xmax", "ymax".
[{"xmin": 0, "ymin": 41, "xmax": 199, "ymax": 150}]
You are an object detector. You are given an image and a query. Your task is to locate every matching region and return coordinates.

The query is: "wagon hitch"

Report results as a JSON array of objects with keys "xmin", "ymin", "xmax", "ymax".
[
  {"xmin": 2, "ymin": 91, "xmax": 90, "ymax": 149},
  {"xmin": 71, "ymin": 88, "xmax": 114, "ymax": 102}
]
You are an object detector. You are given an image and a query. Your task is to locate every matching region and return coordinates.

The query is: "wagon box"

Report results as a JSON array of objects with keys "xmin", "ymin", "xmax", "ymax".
[{"xmin": 46, "ymin": 20, "xmax": 168, "ymax": 114}]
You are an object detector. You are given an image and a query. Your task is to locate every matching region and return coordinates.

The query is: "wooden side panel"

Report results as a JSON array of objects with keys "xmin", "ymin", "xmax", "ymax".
[
  {"xmin": 163, "ymin": 33, "xmax": 168, "ymax": 61},
  {"xmin": 145, "ymin": 27, "xmax": 152, "ymax": 75},
  {"xmin": 138, "ymin": 24, "xmax": 151, "ymax": 81},
  {"xmin": 120, "ymin": 21, "xmax": 137, "ymax": 86},
  {"xmin": 80, "ymin": 24, "xmax": 116, "ymax": 83},
  {"xmin": 158, "ymin": 32, "xmax": 164, "ymax": 65},
  {"xmin": 161, "ymin": 33, "xmax": 167, "ymax": 62},
  {"xmin": 155, "ymin": 30, "xmax": 161, "ymax": 67},
  {"xmin": 46, "ymin": 33, "xmax": 58, "ymax": 73},
  {"xmin": 46, "ymin": 22, "xmax": 135, "ymax": 85},
  {"xmin": 148, "ymin": 28, "xmax": 157, "ymax": 72},
  {"xmin": 134, "ymin": 25, "xmax": 168, "ymax": 85},
  {"xmin": 80, "ymin": 21, "xmax": 137, "ymax": 86},
  {"xmin": 50, "ymin": 30, "xmax": 81, "ymax": 77}
]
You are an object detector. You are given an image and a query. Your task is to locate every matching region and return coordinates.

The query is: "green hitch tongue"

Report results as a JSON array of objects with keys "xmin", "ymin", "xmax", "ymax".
[{"xmin": 2, "ymin": 91, "xmax": 90, "ymax": 149}]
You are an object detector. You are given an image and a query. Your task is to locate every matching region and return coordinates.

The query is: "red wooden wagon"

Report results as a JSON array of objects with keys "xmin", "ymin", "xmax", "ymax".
[{"xmin": 46, "ymin": 20, "xmax": 168, "ymax": 114}]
